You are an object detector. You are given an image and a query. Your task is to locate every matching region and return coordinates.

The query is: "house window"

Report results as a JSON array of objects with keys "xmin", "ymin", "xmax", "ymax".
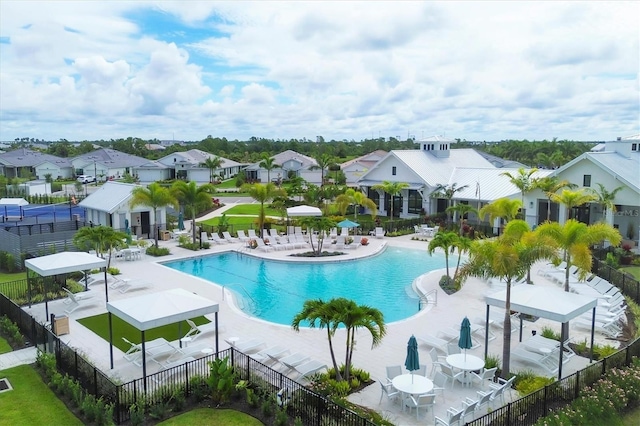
[
  {"xmin": 633, "ymin": 143, "xmax": 638, "ymax": 151},
  {"xmin": 408, "ymin": 190, "xmax": 421, "ymax": 214},
  {"xmin": 583, "ymin": 175, "xmax": 591, "ymax": 187},
  {"xmin": 392, "ymin": 166, "xmax": 397, "ymax": 176}
]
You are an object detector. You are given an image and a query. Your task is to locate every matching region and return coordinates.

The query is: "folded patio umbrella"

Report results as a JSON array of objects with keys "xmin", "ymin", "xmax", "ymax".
[
  {"xmin": 459, "ymin": 317, "xmax": 473, "ymax": 360},
  {"xmin": 404, "ymin": 335, "xmax": 420, "ymax": 383}
]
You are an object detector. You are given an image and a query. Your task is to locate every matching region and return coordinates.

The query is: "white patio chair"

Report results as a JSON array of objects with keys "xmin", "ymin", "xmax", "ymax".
[
  {"xmin": 460, "ymin": 398, "xmax": 479, "ymax": 423},
  {"xmin": 379, "ymin": 379, "xmax": 400, "ymax": 405},
  {"xmin": 440, "ymin": 364, "xmax": 464, "ymax": 388},
  {"xmin": 432, "ymin": 371, "xmax": 448, "ymax": 402},
  {"xmin": 434, "ymin": 407, "xmax": 463, "ymax": 426},
  {"xmin": 429, "ymin": 347, "xmax": 446, "ymax": 376},
  {"xmin": 374, "ymin": 227, "xmax": 385, "ymax": 238},
  {"xmin": 404, "ymin": 393, "xmax": 436, "ymax": 421},
  {"xmin": 471, "ymin": 367, "xmax": 498, "ymax": 390},
  {"xmin": 386, "ymin": 365, "xmax": 402, "ymax": 381}
]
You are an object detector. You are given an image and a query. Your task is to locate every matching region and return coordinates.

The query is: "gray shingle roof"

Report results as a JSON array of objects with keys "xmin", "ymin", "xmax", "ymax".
[
  {"xmin": 0, "ymin": 148, "xmax": 71, "ymax": 167},
  {"xmin": 73, "ymin": 148, "xmax": 148, "ymax": 168}
]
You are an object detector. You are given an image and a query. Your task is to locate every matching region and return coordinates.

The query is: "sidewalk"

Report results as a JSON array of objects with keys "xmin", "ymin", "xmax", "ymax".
[{"xmin": 0, "ymin": 346, "xmax": 37, "ymax": 370}]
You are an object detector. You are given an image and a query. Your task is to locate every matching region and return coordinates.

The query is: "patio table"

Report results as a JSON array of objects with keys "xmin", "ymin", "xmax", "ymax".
[{"xmin": 446, "ymin": 354, "xmax": 484, "ymax": 387}]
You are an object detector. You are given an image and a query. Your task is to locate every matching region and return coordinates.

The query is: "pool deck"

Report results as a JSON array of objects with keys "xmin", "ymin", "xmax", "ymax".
[{"xmin": 22, "ymin": 209, "xmax": 612, "ymax": 425}]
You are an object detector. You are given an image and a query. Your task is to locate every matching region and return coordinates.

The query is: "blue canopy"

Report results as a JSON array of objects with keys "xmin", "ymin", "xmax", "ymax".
[{"xmin": 337, "ymin": 219, "xmax": 359, "ymax": 228}]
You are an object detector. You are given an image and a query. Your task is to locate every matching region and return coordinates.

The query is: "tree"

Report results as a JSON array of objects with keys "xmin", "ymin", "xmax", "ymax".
[
  {"xmin": 172, "ymin": 181, "xmax": 215, "ymax": 244},
  {"xmin": 551, "ymin": 189, "xmax": 597, "ymax": 221},
  {"xmin": 241, "ymin": 183, "xmax": 286, "ymax": 239},
  {"xmin": 200, "ymin": 156, "xmax": 222, "ymax": 184},
  {"xmin": 258, "ymin": 155, "xmax": 279, "ymax": 183},
  {"xmin": 590, "ymin": 183, "xmax": 624, "ymax": 223},
  {"xmin": 297, "ymin": 216, "xmax": 336, "ymax": 256},
  {"xmin": 452, "ymin": 235, "xmax": 472, "ymax": 282},
  {"xmin": 130, "ymin": 183, "xmax": 179, "ymax": 248},
  {"xmin": 292, "ymin": 299, "xmax": 343, "ymax": 381},
  {"xmin": 335, "ymin": 188, "xmax": 377, "ymax": 220},
  {"xmin": 427, "ymin": 231, "xmax": 458, "ymax": 280},
  {"xmin": 446, "ymin": 203, "xmax": 479, "ymax": 234},
  {"xmin": 536, "ymin": 219, "xmax": 621, "ymax": 338},
  {"xmin": 533, "ymin": 176, "xmax": 575, "ymax": 221},
  {"xmin": 457, "ymin": 220, "xmax": 557, "ymax": 377},
  {"xmin": 311, "ymin": 153, "xmax": 334, "ymax": 186},
  {"xmin": 372, "ymin": 181, "xmax": 409, "ymax": 221},
  {"xmin": 72, "ymin": 225, "xmax": 127, "ymax": 269},
  {"xmin": 431, "ymin": 183, "xmax": 469, "ymax": 223},
  {"xmin": 501, "ymin": 167, "xmax": 538, "ymax": 216},
  {"xmin": 479, "ymin": 198, "xmax": 522, "ymax": 225}
]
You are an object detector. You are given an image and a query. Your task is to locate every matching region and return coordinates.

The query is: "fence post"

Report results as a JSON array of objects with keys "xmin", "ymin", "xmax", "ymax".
[
  {"xmin": 575, "ymin": 370, "xmax": 580, "ymax": 400},
  {"xmin": 602, "ymin": 357, "xmax": 607, "ymax": 375},
  {"xmin": 94, "ymin": 366, "xmax": 98, "ymax": 395},
  {"xmin": 544, "ymin": 384, "xmax": 548, "ymax": 414}
]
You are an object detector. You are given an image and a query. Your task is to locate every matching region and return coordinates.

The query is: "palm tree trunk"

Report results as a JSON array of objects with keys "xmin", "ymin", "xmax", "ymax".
[
  {"xmin": 502, "ymin": 282, "xmax": 512, "ymax": 378},
  {"xmin": 326, "ymin": 329, "xmax": 342, "ymax": 381},
  {"xmin": 154, "ymin": 208, "xmax": 159, "ymax": 248}
]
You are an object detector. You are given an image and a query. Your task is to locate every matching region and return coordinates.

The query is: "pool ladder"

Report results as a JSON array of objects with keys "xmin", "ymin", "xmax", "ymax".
[
  {"xmin": 419, "ymin": 289, "xmax": 437, "ymax": 309},
  {"xmin": 221, "ymin": 283, "xmax": 258, "ymax": 313}
]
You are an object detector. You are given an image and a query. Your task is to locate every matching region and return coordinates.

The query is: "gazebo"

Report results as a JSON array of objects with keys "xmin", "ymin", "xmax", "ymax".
[
  {"xmin": 0, "ymin": 197, "xmax": 29, "ymax": 221},
  {"xmin": 107, "ymin": 288, "xmax": 220, "ymax": 389},
  {"xmin": 484, "ymin": 285, "xmax": 598, "ymax": 379}
]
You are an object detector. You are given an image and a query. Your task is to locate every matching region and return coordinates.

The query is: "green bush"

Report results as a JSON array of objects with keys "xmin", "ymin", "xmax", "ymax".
[
  {"xmin": 107, "ymin": 267, "xmax": 120, "ymax": 275},
  {"xmin": 0, "ymin": 315, "xmax": 25, "ymax": 347},
  {"xmin": 540, "ymin": 326, "xmax": 561, "ymax": 341},
  {"xmin": 146, "ymin": 246, "xmax": 170, "ymax": 256},
  {"xmin": 516, "ymin": 375, "xmax": 556, "ymax": 396}
]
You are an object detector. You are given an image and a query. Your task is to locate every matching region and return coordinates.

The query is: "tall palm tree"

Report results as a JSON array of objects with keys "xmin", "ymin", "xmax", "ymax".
[
  {"xmin": 241, "ymin": 182, "xmax": 286, "ymax": 238},
  {"xmin": 458, "ymin": 220, "xmax": 557, "ymax": 378},
  {"xmin": 551, "ymin": 189, "xmax": 597, "ymax": 221},
  {"xmin": 479, "ymin": 198, "xmax": 522, "ymax": 224},
  {"xmin": 452, "ymin": 235, "xmax": 473, "ymax": 282},
  {"xmin": 335, "ymin": 188, "xmax": 377, "ymax": 220},
  {"xmin": 501, "ymin": 167, "xmax": 538, "ymax": 216},
  {"xmin": 172, "ymin": 181, "xmax": 215, "ymax": 244},
  {"xmin": 372, "ymin": 180, "xmax": 409, "ymax": 221},
  {"xmin": 337, "ymin": 298, "xmax": 386, "ymax": 382},
  {"xmin": 258, "ymin": 155, "xmax": 279, "ymax": 183},
  {"xmin": 446, "ymin": 203, "xmax": 479, "ymax": 234},
  {"xmin": 292, "ymin": 299, "xmax": 343, "ymax": 381},
  {"xmin": 536, "ymin": 219, "xmax": 621, "ymax": 337},
  {"xmin": 428, "ymin": 231, "xmax": 458, "ymax": 280},
  {"xmin": 130, "ymin": 183, "xmax": 179, "ymax": 248},
  {"xmin": 200, "ymin": 156, "xmax": 222, "ymax": 183},
  {"xmin": 431, "ymin": 183, "xmax": 469, "ymax": 223},
  {"xmin": 311, "ymin": 153, "xmax": 334, "ymax": 186},
  {"xmin": 72, "ymin": 225, "xmax": 127, "ymax": 269},
  {"xmin": 533, "ymin": 176, "xmax": 575, "ymax": 221},
  {"xmin": 590, "ymin": 183, "xmax": 624, "ymax": 223}
]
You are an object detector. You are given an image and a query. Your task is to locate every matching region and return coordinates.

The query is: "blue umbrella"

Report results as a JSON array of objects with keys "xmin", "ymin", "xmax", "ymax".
[
  {"xmin": 459, "ymin": 317, "xmax": 473, "ymax": 360},
  {"xmin": 124, "ymin": 218, "xmax": 132, "ymax": 244},
  {"xmin": 404, "ymin": 335, "xmax": 420, "ymax": 383},
  {"xmin": 178, "ymin": 211, "xmax": 185, "ymax": 231},
  {"xmin": 337, "ymin": 219, "xmax": 359, "ymax": 228}
]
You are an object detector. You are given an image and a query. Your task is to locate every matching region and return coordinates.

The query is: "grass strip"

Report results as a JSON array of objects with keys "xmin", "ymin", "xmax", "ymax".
[{"xmin": 158, "ymin": 408, "xmax": 264, "ymax": 425}]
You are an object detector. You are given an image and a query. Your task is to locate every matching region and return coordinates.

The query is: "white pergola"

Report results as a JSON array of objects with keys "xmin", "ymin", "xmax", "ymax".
[
  {"xmin": 107, "ymin": 288, "xmax": 220, "ymax": 388},
  {"xmin": 25, "ymin": 251, "xmax": 107, "ymax": 317},
  {"xmin": 485, "ymin": 285, "xmax": 598, "ymax": 379}
]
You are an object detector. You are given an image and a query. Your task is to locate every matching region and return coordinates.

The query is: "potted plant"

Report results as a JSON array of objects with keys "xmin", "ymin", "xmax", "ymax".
[
  {"xmin": 248, "ymin": 239, "xmax": 258, "ymax": 249},
  {"xmin": 360, "ymin": 237, "xmax": 369, "ymax": 246}
]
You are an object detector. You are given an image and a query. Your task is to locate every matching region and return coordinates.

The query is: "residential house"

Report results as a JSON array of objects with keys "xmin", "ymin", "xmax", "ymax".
[
  {"xmin": 78, "ymin": 181, "xmax": 166, "ymax": 239},
  {"xmin": 527, "ymin": 133, "xmax": 640, "ymax": 243},
  {"xmin": 243, "ymin": 150, "xmax": 321, "ymax": 184},
  {"xmin": 134, "ymin": 149, "xmax": 243, "ymax": 184},
  {"xmin": 71, "ymin": 148, "xmax": 148, "ymax": 181},
  {"xmin": 340, "ymin": 150, "xmax": 387, "ymax": 186},
  {"xmin": 0, "ymin": 148, "xmax": 73, "ymax": 179}
]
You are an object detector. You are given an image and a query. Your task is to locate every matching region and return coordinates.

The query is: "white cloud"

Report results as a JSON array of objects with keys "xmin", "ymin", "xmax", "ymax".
[{"xmin": 0, "ymin": 1, "xmax": 638, "ymax": 142}]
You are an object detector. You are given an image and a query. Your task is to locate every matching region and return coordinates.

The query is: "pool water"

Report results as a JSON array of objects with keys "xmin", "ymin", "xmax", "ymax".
[{"xmin": 165, "ymin": 247, "xmax": 446, "ymax": 325}]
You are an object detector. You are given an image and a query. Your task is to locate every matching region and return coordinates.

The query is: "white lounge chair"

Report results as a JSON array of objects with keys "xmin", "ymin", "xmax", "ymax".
[
  {"xmin": 182, "ymin": 319, "xmax": 220, "ymax": 343},
  {"xmin": 416, "ymin": 334, "xmax": 449, "ymax": 354},
  {"xmin": 111, "ymin": 278, "xmax": 152, "ymax": 294},
  {"xmin": 222, "ymin": 231, "xmax": 239, "ymax": 243},
  {"xmin": 254, "ymin": 238, "xmax": 274, "ymax": 252},
  {"xmin": 237, "ymin": 230, "xmax": 250, "ymax": 242},
  {"xmin": 122, "ymin": 337, "xmax": 168, "ymax": 362},
  {"xmin": 81, "ymin": 273, "xmax": 116, "ymax": 287},
  {"xmin": 226, "ymin": 338, "xmax": 265, "ymax": 354},
  {"xmin": 200, "ymin": 232, "xmax": 210, "ymax": 243},
  {"xmin": 278, "ymin": 352, "xmax": 310, "ymax": 371},
  {"xmin": 291, "ymin": 359, "xmax": 327, "ymax": 381},
  {"xmin": 62, "ymin": 288, "xmax": 96, "ymax": 314},
  {"xmin": 374, "ymin": 227, "xmax": 385, "ymax": 239},
  {"xmin": 252, "ymin": 345, "xmax": 289, "ymax": 364},
  {"xmin": 247, "ymin": 229, "xmax": 258, "ymax": 239},
  {"xmin": 511, "ymin": 346, "xmax": 558, "ymax": 374},
  {"xmin": 210, "ymin": 233, "xmax": 228, "ymax": 244}
]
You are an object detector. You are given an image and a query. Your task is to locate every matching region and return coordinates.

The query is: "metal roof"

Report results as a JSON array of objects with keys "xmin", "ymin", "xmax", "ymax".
[
  {"xmin": 553, "ymin": 151, "xmax": 640, "ymax": 192},
  {"xmin": 78, "ymin": 181, "xmax": 141, "ymax": 214},
  {"xmin": 449, "ymin": 168, "xmax": 553, "ymax": 201}
]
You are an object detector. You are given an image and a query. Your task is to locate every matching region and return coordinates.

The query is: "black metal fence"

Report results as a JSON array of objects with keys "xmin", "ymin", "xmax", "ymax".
[{"xmin": 0, "ymin": 292, "xmax": 373, "ymax": 425}]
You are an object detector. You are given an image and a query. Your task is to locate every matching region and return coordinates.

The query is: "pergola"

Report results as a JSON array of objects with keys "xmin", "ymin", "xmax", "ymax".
[
  {"xmin": 484, "ymin": 285, "xmax": 598, "ymax": 379},
  {"xmin": 107, "ymin": 288, "xmax": 220, "ymax": 390}
]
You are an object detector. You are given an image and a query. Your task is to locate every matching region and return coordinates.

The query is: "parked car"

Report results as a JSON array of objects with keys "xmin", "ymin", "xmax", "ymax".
[{"xmin": 77, "ymin": 175, "xmax": 96, "ymax": 184}]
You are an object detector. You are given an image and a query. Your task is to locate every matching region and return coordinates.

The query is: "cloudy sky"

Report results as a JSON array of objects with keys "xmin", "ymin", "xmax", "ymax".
[{"xmin": 1, "ymin": 1, "xmax": 638, "ymax": 143}]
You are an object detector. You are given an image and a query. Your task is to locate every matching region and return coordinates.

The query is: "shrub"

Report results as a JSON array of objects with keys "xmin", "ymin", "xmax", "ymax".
[
  {"xmin": 146, "ymin": 246, "xmax": 170, "ymax": 256},
  {"xmin": 540, "ymin": 326, "xmax": 561, "ymax": 341},
  {"xmin": 516, "ymin": 375, "xmax": 556, "ymax": 396},
  {"xmin": 107, "ymin": 267, "xmax": 120, "ymax": 276}
]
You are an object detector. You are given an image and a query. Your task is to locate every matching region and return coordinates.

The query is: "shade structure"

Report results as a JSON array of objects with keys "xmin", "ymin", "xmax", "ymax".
[
  {"xmin": 458, "ymin": 317, "xmax": 473, "ymax": 360},
  {"xmin": 286, "ymin": 205, "xmax": 322, "ymax": 217},
  {"xmin": 404, "ymin": 335, "xmax": 420, "ymax": 383},
  {"xmin": 177, "ymin": 212, "xmax": 185, "ymax": 230},
  {"xmin": 337, "ymin": 219, "xmax": 359, "ymax": 228}
]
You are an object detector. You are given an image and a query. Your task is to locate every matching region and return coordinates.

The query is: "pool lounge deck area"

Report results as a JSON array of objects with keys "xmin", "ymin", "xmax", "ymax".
[{"xmin": 23, "ymin": 231, "xmax": 608, "ymax": 425}]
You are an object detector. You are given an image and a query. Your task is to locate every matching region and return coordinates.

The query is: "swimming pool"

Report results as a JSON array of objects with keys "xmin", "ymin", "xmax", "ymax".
[{"xmin": 165, "ymin": 247, "xmax": 446, "ymax": 325}]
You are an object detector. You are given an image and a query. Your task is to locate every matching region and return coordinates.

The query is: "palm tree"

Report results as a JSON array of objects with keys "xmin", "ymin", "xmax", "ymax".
[
  {"xmin": 452, "ymin": 235, "xmax": 472, "ymax": 282},
  {"xmin": 130, "ymin": 183, "xmax": 179, "ymax": 248},
  {"xmin": 479, "ymin": 198, "xmax": 522, "ymax": 225},
  {"xmin": 536, "ymin": 219, "xmax": 621, "ymax": 338},
  {"xmin": 297, "ymin": 216, "xmax": 336, "ymax": 255},
  {"xmin": 551, "ymin": 189, "xmax": 597, "ymax": 221},
  {"xmin": 172, "ymin": 181, "xmax": 215, "ymax": 244},
  {"xmin": 258, "ymin": 155, "xmax": 279, "ymax": 183},
  {"xmin": 427, "ymin": 231, "xmax": 458, "ymax": 280},
  {"xmin": 73, "ymin": 225, "xmax": 127, "ymax": 269},
  {"xmin": 311, "ymin": 153, "xmax": 334, "ymax": 186},
  {"xmin": 446, "ymin": 203, "xmax": 479, "ymax": 235},
  {"xmin": 292, "ymin": 299, "xmax": 343, "ymax": 381},
  {"xmin": 431, "ymin": 183, "xmax": 469, "ymax": 223},
  {"xmin": 590, "ymin": 183, "xmax": 624, "ymax": 223},
  {"xmin": 241, "ymin": 182, "xmax": 286, "ymax": 238},
  {"xmin": 200, "ymin": 156, "xmax": 222, "ymax": 183},
  {"xmin": 501, "ymin": 167, "xmax": 538, "ymax": 217},
  {"xmin": 372, "ymin": 181, "xmax": 409, "ymax": 221},
  {"xmin": 457, "ymin": 220, "xmax": 557, "ymax": 377},
  {"xmin": 337, "ymin": 298, "xmax": 386, "ymax": 382},
  {"xmin": 335, "ymin": 188, "xmax": 377, "ymax": 220},
  {"xmin": 533, "ymin": 176, "xmax": 575, "ymax": 221}
]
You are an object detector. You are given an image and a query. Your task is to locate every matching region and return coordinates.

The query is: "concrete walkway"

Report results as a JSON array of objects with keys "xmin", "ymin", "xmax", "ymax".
[{"xmin": 0, "ymin": 347, "xmax": 37, "ymax": 370}]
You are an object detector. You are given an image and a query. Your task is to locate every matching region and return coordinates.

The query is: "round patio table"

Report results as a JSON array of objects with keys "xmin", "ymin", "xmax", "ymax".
[
  {"xmin": 446, "ymin": 354, "xmax": 485, "ymax": 386},
  {"xmin": 391, "ymin": 373, "xmax": 433, "ymax": 396}
]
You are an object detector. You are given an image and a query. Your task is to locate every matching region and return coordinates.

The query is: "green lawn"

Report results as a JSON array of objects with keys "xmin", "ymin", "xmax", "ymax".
[
  {"xmin": 0, "ymin": 336, "xmax": 11, "ymax": 354},
  {"xmin": 0, "ymin": 271, "xmax": 27, "ymax": 283},
  {"xmin": 159, "ymin": 408, "xmax": 263, "ymax": 425},
  {"xmin": 624, "ymin": 406, "xmax": 640, "ymax": 425},
  {"xmin": 222, "ymin": 205, "xmax": 282, "ymax": 217},
  {"xmin": 621, "ymin": 266, "xmax": 640, "ymax": 280},
  {"xmin": 77, "ymin": 314, "xmax": 211, "ymax": 353},
  {"xmin": 213, "ymin": 179, "xmax": 239, "ymax": 189},
  {"xmin": 0, "ymin": 365, "xmax": 83, "ymax": 425},
  {"xmin": 200, "ymin": 216, "xmax": 260, "ymax": 228}
]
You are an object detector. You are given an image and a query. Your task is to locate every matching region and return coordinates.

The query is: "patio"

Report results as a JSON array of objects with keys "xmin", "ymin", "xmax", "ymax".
[{"xmin": 21, "ymin": 231, "xmax": 608, "ymax": 425}]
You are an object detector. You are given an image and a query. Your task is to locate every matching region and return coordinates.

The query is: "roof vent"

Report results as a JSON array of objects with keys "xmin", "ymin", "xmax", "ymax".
[{"xmin": 617, "ymin": 137, "xmax": 622, "ymax": 141}]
